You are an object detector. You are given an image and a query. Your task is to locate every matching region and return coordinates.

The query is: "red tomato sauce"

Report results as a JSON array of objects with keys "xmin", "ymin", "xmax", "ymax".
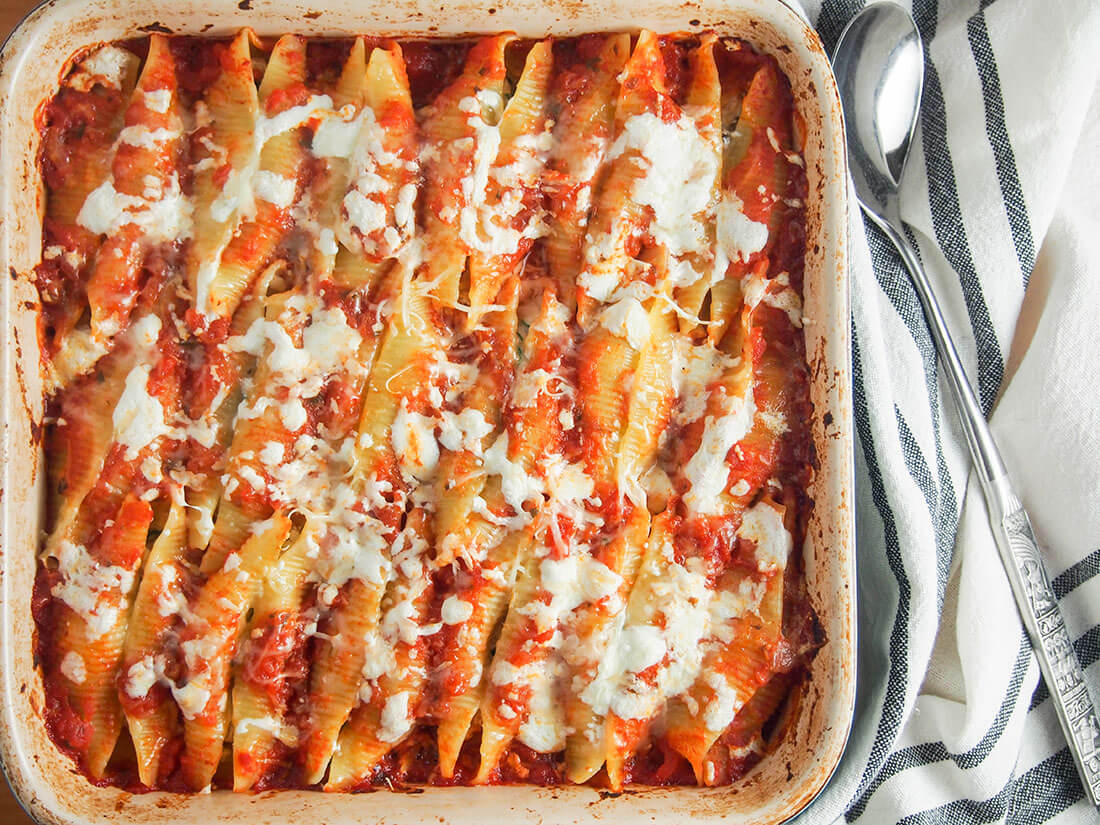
[
  {"xmin": 401, "ymin": 40, "xmax": 472, "ymax": 109},
  {"xmin": 240, "ymin": 611, "xmax": 309, "ymax": 704}
]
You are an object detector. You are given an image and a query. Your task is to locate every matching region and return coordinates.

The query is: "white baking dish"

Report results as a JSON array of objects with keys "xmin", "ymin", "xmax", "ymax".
[{"xmin": 0, "ymin": 0, "xmax": 853, "ymax": 822}]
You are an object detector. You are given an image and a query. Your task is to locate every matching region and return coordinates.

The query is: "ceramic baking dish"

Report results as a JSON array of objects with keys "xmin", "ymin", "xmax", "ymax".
[{"xmin": 0, "ymin": 0, "xmax": 853, "ymax": 822}]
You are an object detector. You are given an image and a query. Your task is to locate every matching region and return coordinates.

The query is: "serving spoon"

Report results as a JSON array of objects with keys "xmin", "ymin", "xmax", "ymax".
[{"xmin": 833, "ymin": 2, "xmax": 1100, "ymax": 806}]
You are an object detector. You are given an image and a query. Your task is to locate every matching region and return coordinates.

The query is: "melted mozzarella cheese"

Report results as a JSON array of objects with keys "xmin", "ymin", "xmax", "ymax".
[
  {"xmin": 708, "ymin": 577, "xmax": 768, "ymax": 644},
  {"xmin": 716, "ymin": 192, "xmax": 769, "ymax": 264},
  {"xmin": 441, "ymin": 594, "xmax": 474, "ymax": 625},
  {"xmin": 378, "ymin": 691, "xmax": 413, "ymax": 743},
  {"xmin": 392, "ymin": 401, "xmax": 440, "ymax": 482},
  {"xmin": 517, "ymin": 694, "xmax": 565, "ymax": 752},
  {"xmin": 360, "ymin": 632, "xmax": 398, "ymax": 683},
  {"xmin": 124, "ymin": 655, "xmax": 159, "ymax": 698},
  {"xmin": 535, "ymin": 553, "xmax": 621, "ymax": 630},
  {"xmin": 598, "ymin": 291, "xmax": 651, "ymax": 350},
  {"xmin": 510, "ymin": 368, "xmax": 556, "ymax": 409},
  {"xmin": 49, "ymin": 327, "xmax": 108, "ymax": 390},
  {"xmin": 683, "ymin": 389, "xmax": 757, "ymax": 515},
  {"xmin": 645, "ymin": 557, "xmax": 713, "ymax": 699},
  {"xmin": 173, "ymin": 680, "xmax": 212, "ymax": 720},
  {"xmin": 311, "ymin": 106, "xmax": 362, "ymax": 159},
  {"xmin": 113, "ymin": 363, "xmax": 172, "ymax": 460},
  {"xmin": 208, "ymin": 178, "xmax": 240, "ymax": 224},
  {"xmin": 309, "ymin": 520, "xmax": 391, "ymax": 592},
  {"xmin": 344, "ymin": 189, "xmax": 387, "ymax": 236},
  {"xmin": 482, "ymin": 433, "xmax": 544, "ymax": 513},
  {"xmin": 739, "ymin": 501, "xmax": 792, "ymax": 573},
  {"xmin": 68, "ymin": 44, "xmax": 134, "ymax": 92},
  {"xmin": 607, "ymin": 111, "xmax": 719, "ymax": 284},
  {"xmin": 78, "ymin": 174, "xmax": 193, "ymax": 242},
  {"xmin": 252, "ymin": 170, "xmax": 297, "ymax": 208},
  {"xmin": 60, "ymin": 651, "xmax": 87, "ymax": 685},
  {"xmin": 255, "ymin": 95, "xmax": 333, "ymax": 146},
  {"xmin": 300, "ymin": 306, "xmax": 363, "ymax": 371},
  {"xmin": 742, "ymin": 270, "xmax": 804, "ymax": 328},
  {"xmin": 50, "ymin": 540, "xmax": 135, "ymax": 639},
  {"xmin": 118, "ymin": 125, "xmax": 180, "ymax": 149},
  {"xmin": 236, "ymin": 716, "xmax": 298, "ymax": 745},
  {"xmin": 450, "ymin": 94, "xmax": 549, "ymax": 258},
  {"xmin": 579, "ymin": 543, "xmax": 718, "ymax": 723},
  {"xmin": 669, "ymin": 338, "xmax": 737, "ymax": 424},
  {"xmin": 380, "ymin": 591, "xmax": 421, "ymax": 647},
  {"xmin": 394, "ymin": 183, "xmax": 417, "ymax": 236},
  {"xmin": 259, "ymin": 442, "xmax": 285, "ymax": 466},
  {"xmin": 155, "ymin": 565, "xmax": 195, "ymax": 622},
  {"xmin": 702, "ymin": 670, "xmax": 744, "ymax": 732},
  {"xmin": 130, "ymin": 313, "xmax": 162, "ymax": 348},
  {"xmin": 326, "ymin": 104, "xmax": 417, "ymax": 258},
  {"xmin": 437, "ymin": 408, "xmax": 493, "ymax": 453},
  {"xmin": 143, "ymin": 88, "xmax": 171, "ymax": 113},
  {"xmin": 230, "ymin": 302, "xmax": 364, "ymax": 445},
  {"xmin": 317, "ymin": 227, "xmax": 338, "ymax": 256}
]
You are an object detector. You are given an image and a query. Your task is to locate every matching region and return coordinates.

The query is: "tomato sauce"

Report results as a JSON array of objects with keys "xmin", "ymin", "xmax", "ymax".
[
  {"xmin": 401, "ymin": 40, "xmax": 471, "ymax": 109},
  {"xmin": 170, "ymin": 36, "xmax": 226, "ymax": 100},
  {"xmin": 657, "ymin": 35, "xmax": 694, "ymax": 104},
  {"xmin": 240, "ymin": 611, "xmax": 309, "ymax": 705}
]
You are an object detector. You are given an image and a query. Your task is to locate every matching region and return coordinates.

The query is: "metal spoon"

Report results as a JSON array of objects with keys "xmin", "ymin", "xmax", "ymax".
[{"xmin": 833, "ymin": 2, "xmax": 1100, "ymax": 806}]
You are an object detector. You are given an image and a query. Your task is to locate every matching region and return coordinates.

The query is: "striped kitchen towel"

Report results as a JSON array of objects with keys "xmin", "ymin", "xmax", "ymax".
[{"xmin": 788, "ymin": 1, "xmax": 1100, "ymax": 823}]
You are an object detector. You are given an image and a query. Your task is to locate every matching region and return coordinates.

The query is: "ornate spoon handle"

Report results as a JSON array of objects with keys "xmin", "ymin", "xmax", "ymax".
[{"xmin": 989, "ymin": 488, "xmax": 1100, "ymax": 805}]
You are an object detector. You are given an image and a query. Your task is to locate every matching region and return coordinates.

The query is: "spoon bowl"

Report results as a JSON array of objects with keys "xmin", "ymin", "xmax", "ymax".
[{"xmin": 833, "ymin": 2, "xmax": 923, "ymax": 219}]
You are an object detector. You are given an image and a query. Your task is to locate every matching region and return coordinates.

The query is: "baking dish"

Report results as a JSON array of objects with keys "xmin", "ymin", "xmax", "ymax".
[{"xmin": 0, "ymin": 0, "xmax": 853, "ymax": 822}]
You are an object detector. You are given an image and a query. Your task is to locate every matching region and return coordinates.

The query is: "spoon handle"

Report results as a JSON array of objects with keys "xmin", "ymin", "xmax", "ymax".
[{"xmin": 863, "ymin": 207, "xmax": 1100, "ymax": 807}]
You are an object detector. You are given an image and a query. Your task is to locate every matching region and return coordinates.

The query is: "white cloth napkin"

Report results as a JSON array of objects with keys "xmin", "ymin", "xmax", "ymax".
[{"xmin": 786, "ymin": 1, "xmax": 1100, "ymax": 822}]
